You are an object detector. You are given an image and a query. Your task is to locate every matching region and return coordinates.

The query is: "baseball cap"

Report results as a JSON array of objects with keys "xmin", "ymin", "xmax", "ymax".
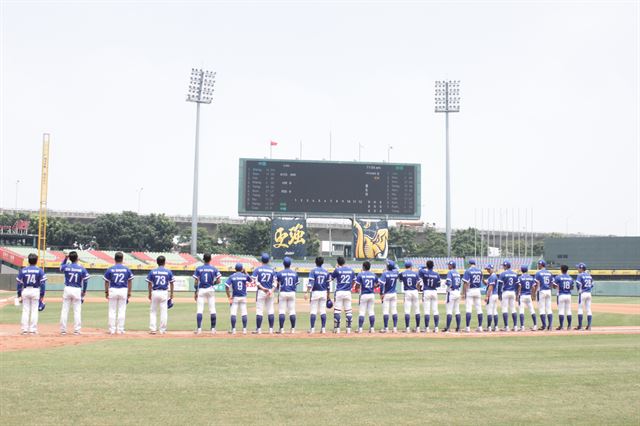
[
  {"xmin": 260, "ymin": 253, "xmax": 270, "ymax": 263},
  {"xmin": 502, "ymin": 260, "xmax": 511, "ymax": 268},
  {"xmin": 468, "ymin": 259, "xmax": 476, "ymax": 265},
  {"xmin": 404, "ymin": 260, "xmax": 412, "ymax": 268},
  {"xmin": 576, "ymin": 262, "xmax": 587, "ymax": 270},
  {"xmin": 283, "ymin": 257, "xmax": 292, "ymax": 268},
  {"xmin": 448, "ymin": 260, "xmax": 456, "ymax": 268},
  {"xmin": 234, "ymin": 263, "xmax": 243, "ymax": 271},
  {"xmin": 537, "ymin": 260, "xmax": 546, "ymax": 267},
  {"xmin": 485, "ymin": 264, "xmax": 494, "ymax": 270},
  {"xmin": 521, "ymin": 265, "xmax": 528, "ymax": 273},
  {"xmin": 387, "ymin": 260, "xmax": 396, "ymax": 270}
]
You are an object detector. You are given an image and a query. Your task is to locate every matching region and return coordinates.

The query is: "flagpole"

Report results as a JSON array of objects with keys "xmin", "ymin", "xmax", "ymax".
[{"xmin": 270, "ymin": 142, "xmax": 272, "ymax": 159}]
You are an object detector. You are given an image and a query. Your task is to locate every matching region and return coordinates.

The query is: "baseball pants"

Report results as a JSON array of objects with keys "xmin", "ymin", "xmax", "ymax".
[
  {"xmin": 446, "ymin": 290, "xmax": 461, "ymax": 315},
  {"xmin": 557, "ymin": 294, "xmax": 572, "ymax": 316},
  {"xmin": 577, "ymin": 292, "xmax": 592, "ymax": 315},
  {"xmin": 60, "ymin": 286, "xmax": 82, "ymax": 333},
  {"xmin": 334, "ymin": 290, "xmax": 352, "ymax": 314},
  {"xmin": 279, "ymin": 292, "xmax": 296, "ymax": 315},
  {"xmin": 382, "ymin": 293, "xmax": 398, "ymax": 316},
  {"xmin": 465, "ymin": 288, "xmax": 482, "ymax": 314},
  {"xmin": 196, "ymin": 287, "xmax": 217, "ymax": 315},
  {"xmin": 149, "ymin": 290, "xmax": 168, "ymax": 333},
  {"xmin": 423, "ymin": 290, "xmax": 439, "ymax": 316},
  {"xmin": 309, "ymin": 291, "xmax": 327, "ymax": 316},
  {"xmin": 231, "ymin": 296, "xmax": 248, "ymax": 316},
  {"xmin": 359, "ymin": 293, "xmax": 375, "ymax": 318},
  {"xmin": 538, "ymin": 290, "xmax": 552, "ymax": 315},
  {"xmin": 404, "ymin": 290, "xmax": 420, "ymax": 315},
  {"xmin": 501, "ymin": 291, "xmax": 517, "ymax": 314},
  {"xmin": 519, "ymin": 294, "xmax": 535, "ymax": 315},
  {"xmin": 256, "ymin": 290, "xmax": 275, "ymax": 316},
  {"xmin": 108, "ymin": 287, "xmax": 128, "ymax": 334},
  {"xmin": 487, "ymin": 294, "xmax": 500, "ymax": 315},
  {"xmin": 21, "ymin": 287, "xmax": 40, "ymax": 333}
]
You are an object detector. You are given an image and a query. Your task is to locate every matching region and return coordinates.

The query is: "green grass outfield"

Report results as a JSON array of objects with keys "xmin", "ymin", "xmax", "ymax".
[
  {"xmin": 1, "ymin": 292, "xmax": 639, "ymax": 331},
  {"xmin": 1, "ymin": 335, "xmax": 639, "ymax": 425}
]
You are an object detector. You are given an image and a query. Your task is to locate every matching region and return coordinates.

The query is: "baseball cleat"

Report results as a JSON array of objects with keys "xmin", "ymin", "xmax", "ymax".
[
  {"xmin": 210, "ymin": 328, "xmax": 217, "ymax": 335},
  {"xmin": 320, "ymin": 327, "xmax": 326, "ymax": 334},
  {"xmin": 74, "ymin": 331, "xmax": 81, "ymax": 335},
  {"xmin": 502, "ymin": 327, "xmax": 509, "ymax": 332},
  {"xmin": 149, "ymin": 330, "xmax": 157, "ymax": 335},
  {"xmin": 194, "ymin": 328, "xmax": 202, "ymax": 335},
  {"xmin": 547, "ymin": 326, "xmax": 552, "ymax": 331},
  {"xmin": 61, "ymin": 330, "xmax": 67, "ymax": 335},
  {"xmin": 290, "ymin": 328, "xmax": 296, "ymax": 334},
  {"xmin": 424, "ymin": 328, "xmax": 430, "ymax": 333},
  {"xmin": 346, "ymin": 328, "xmax": 351, "ymax": 334},
  {"xmin": 357, "ymin": 328, "xmax": 363, "ymax": 334},
  {"xmin": 403, "ymin": 329, "xmax": 410, "ymax": 333},
  {"xmin": 556, "ymin": 326, "xmax": 563, "ymax": 331},
  {"xmin": 379, "ymin": 328, "xmax": 387, "ymax": 334},
  {"xmin": 455, "ymin": 328, "xmax": 460, "ymax": 333},
  {"xmin": 531, "ymin": 326, "xmax": 538, "ymax": 331},
  {"xmin": 21, "ymin": 330, "xmax": 28, "ymax": 335},
  {"xmin": 574, "ymin": 326, "xmax": 582, "ymax": 330},
  {"xmin": 586, "ymin": 325, "xmax": 591, "ymax": 330},
  {"xmin": 415, "ymin": 327, "xmax": 421, "ymax": 333},
  {"xmin": 308, "ymin": 328, "xmax": 315, "ymax": 334},
  {"xmin": 242, "ymin": 328, "xmax": 247, "ymax": 335},
  {"xmin": 269, "ymin": 328, "xmax": 274, "ymax": 334},
  {"xmin": 251, "ymin": 329, "xmax": 260, "ymax": 334},
  {"xmin": 369, "ymin": 328, "xmax": 375, "ymax": 334},
  {"xmin": 229, "ymin": 329, "xmax": 236, "ymax": 335},
  {"xmin": 434, "ymin": 327, "xmax": 439, "ymax": 333},
  {"xmin": 159, "ymin": 331, "xmax": 166, "ymax": 335},
  {"xmin": 277, "ymin": 328, "xmax": 284, "ymax": 334},
  {"xmin": 392, "ymin": 327, "xmax": 398, "ymax": 333},
  {"xmin": 476, "ymin": 327, "xmax": 483, "ymax": 332},
  {"xmin": 334, "ymin": 329, "xmax": 341, "ymax": 334},
  {"xmin": 443, "ymin": 328, "xmax": 449, "ymax": 333},
  {"xmin": 465, "ymin": 327, "xmax": 471, "ymax": 333}
]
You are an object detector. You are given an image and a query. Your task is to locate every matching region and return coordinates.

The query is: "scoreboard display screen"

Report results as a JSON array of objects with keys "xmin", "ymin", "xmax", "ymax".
[{"xmin": 238, "ymin": 159, "xmax": 421, "ymax": 218}]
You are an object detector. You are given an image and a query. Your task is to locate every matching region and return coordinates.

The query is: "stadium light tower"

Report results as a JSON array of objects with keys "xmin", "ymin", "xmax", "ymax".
[
  {"xmin": 186, "ymin": 68, "xmax": 216, "ymax": 255},
  {"xmin": 434, "ymin": 80, "xmax": 460, "ymax": 257}
]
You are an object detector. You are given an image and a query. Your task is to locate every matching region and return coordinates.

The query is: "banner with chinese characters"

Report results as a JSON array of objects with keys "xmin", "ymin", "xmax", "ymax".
[
  {"xmin": 271, "ymin": 219, "xmax": 307, "ymax": 259},
  {"xmin": 353, "ymin": 219, "xmax": 389, "ymax": 260}
]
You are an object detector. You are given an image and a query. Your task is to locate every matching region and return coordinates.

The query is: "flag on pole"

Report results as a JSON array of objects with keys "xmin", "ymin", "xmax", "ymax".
[{"xmin": 270, "ymin": 140, "xmax": 278, "ymax": 146}]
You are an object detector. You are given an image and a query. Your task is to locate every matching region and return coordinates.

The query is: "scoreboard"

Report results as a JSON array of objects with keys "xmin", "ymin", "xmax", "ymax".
[{"xmin": 238, "ymin": 159, "xmax": 421, "ymax": 219}]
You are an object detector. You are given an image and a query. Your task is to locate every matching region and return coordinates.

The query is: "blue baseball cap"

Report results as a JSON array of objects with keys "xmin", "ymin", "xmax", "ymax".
[
  {"xmin": 448, "ymin": 260, "xmax": 456, "ymax": 268},
  {"xmin": 502, "ymin": 260, "xmax": 511, "ymax": 268},
  {"xmin": 485, "ymin": 264, "xmax": 494, "ymax": 270},
  {"xmin": 387, "ymin": 260, "xmax": 396, "ymax": 270},
  {"xmin": 404, "ymin": 260, "xmax": 412, "ymax": 268},
  {"xmin": 576, "ymin": 262, "xmax": 587, "ymax": 270},
  {"xmin": 260, "ymin": 253, "xmax": 270, "ymax": 263},
  {"xmin": 521, "ymin": 265, "xmax": 528, "ymax": 273},
  {"xmin": 537, "ymin": 260, "xmax": 546, "ymax": 267},
  {"xmin": 283, "ymin": 257, "xmax": 292, "ymax": 268},
  {"xmin": 235, "ymin": 263, "xmax": 243, "ymax": 271},
  {"xmin": 468, "ymin": 259, "xmax": 476, "ymax": 265}
]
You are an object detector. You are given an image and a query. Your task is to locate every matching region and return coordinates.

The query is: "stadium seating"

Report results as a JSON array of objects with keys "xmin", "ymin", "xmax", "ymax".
[
  {"xmin": 405, "ymin": 257, "xmax": 464, "ymax": 270},
  {"xmin": 473, "ymin": 257, "xmax": 534, "ymax": 270}
]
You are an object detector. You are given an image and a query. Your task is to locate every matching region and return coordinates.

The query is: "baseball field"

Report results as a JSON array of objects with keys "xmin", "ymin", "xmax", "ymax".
[{"xmin": 1, "ymin": 292, "xmax": 639, "ymax": 425}]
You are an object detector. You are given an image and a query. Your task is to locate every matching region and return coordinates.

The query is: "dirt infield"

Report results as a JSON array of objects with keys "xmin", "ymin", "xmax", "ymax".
[{"xmin": 1, "ymin": 323, "xmax": 639, "ymax": 353}]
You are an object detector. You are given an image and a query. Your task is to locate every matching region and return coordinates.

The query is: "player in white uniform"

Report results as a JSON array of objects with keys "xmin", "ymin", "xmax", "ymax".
[
  {"xmin": 498, "ymin": 261, "xmax": 518, "ymax": 332},
  {"xmin": 484, "ymin": 264, "xmax": 500, "ymax": 332},
  {"xmin": 378, "ymin": 261, "xmax": 399, "ymax": 333},
  {"xmin": 534, "ymin": 260, "xmax": 554, "ymax": 331},
  {"xmin": 355, "ymin": 261, "xmax": 377, "ymax": 333},
  {"xmin": 226, "ymin": 263, "xmax": 250, "ymax": 335},
  {"xmin": 516, "ymin": 265, "xmax": 538, "ymax": 331},
  {"xmin": 331, "ymin": 256, "xmax": 356, "ymax": 334},
  {"xmin": 16, "ymin": 253, "xmax": 47, "ymax": 335},
  {"xmin": 399, "ymin": 261, "xmax": 421, "ymax": 333},
  {"xmin": 444, "ymin": 261, "xmax": 462, "ymax": 332},
  {"xmin": 575, "ymin": 263, "xmax": 594, "ymax": 331},
  {"xmin": 59, "ymin": 251, "xmax": 89, "ymax": 335},
  {"xmin": 252, "ymin": 254, "xmax": 276, "ymax": 334},
  {"xmin": 553, "ymin": 265, "xmax": 574, "ymax": 331},
  {"xmin": 193, "ymin": 253, "xmax": 222, "ymax": 334},
  {"xmin": 103, "ymin": 252, "xmax": 133, "ymax": 335},
  {"xmin": 276, "ymin": 257, "xmax": 300, "ymax": 334},
  {"xmin": 462, "ymin": 259, "xmax": 483, "ymax": 332},
  {"xmin": 146, "ymin": 255, "xmax": 175, "ymax": 335},
  {"xmin": 418, "ymin": 260, "xmax": 441, "ymax": 333},
  {"xmin": 306, "ymin": 256, "xmax": 331, "ymax": 334}
]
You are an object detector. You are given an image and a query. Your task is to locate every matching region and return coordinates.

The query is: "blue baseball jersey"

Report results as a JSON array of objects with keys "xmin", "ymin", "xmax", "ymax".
[
  {"xmin": 576, "ymin": 272, "xmax": 594, "ymax": 293},
  {"xmin": 356, "ymin": 271, "xmax": 377, "ymax": 295},
  {"xmin": 60, "ymin": 260, "xmax": 89, "ymax": 290},
  {"xmin": 378, "ymin": 270, "xmax": 399, "ymax": 294},
  {"xmin": 463, "ymin": 266, "xmax": 483, "ymax": 289},
  {"xmin": 498, "ymin": 270, "xmax": 518, "ymax": 292},
  {"xmin": 398, "ymin": 269, "xmax": 420, "ymax": 291},
  {"xmin": 193, "ymin": 264, "xmax": 221, "ymax": 289},
  {"xmin": 104, "ymin": 265, "xmax": 133, "ymax": 289},
  {"xmin": 17, "ymin": 265, "xmax": 47, "ymax": 297},
  {"xmin": 331, "ymin": 266, "xmax": 356, "ymax": 292},
  {"xmin": 308, "ymin": 267, "xmax": 330, "ymax": 292},
  {"xmin": 226, "ymin": 272, "xmax": 251, "ymax": 297},
  {"xmin": 446, "ymin": 270, "xmax": 462, "ymax": 291},
  {"xmin": 276, "ymin": 269, "xmax": 299, "ymax": 293},
  {"xmin": 252, "ymin": 265, "xmax": 276, "ymax": 290},
  {"xmin": 554, "ymin": 274, "xmax": 574, "ymax": 295},
  {"xmin": 146, "ymin": 267, "xmax": 174, "ymax": 291},
  {"xmin": 486, "ymin": 272, "xmax": 499, "ymax": 295},
  {"xmin": 535, "ymin": 269, "xmax": 553, "ymax": 291},
  {"xmin": 420, "ymin": 269, "xmax": 441, "ymax": 291},
  {"xmin": 517, "ymin": 273, "xmax": 535, "ymax": 295}
]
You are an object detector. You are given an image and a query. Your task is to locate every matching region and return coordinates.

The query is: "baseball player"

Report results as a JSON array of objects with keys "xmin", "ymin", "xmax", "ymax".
[
  {"xmin": 355, "ymin": 261, "xmax": 377, "ymax": 333},
  {"xmin": 534, "ymin": 260, "xmax": 554, "ymax": 330},
  {"xmin": 252, "ymin": 253, "xmax": 276, "ymax": 334},
  {"xmin": 419, "ymin": 260, "xmax": 441, "ymax": 333},
  {"xmin": 306, "ymin": 256, "xmax": 331, "ymax": 334},
  {"xmin": 59, "ymin": 251, "xmax": 89, "ymax": 335},
  {"xmin": 484, "ymin": 264, "xmax": 500, "ymax": 332},
  {"xmin": 331, "ymin": 256, "xmax": 355, "ymax": 334},
  {"xmin": 444, "ymin": 260, "xmax": 462, "ymax": 332},
  {"xmin": 193, "ymin": 253, "xmax": 222, "ymax": 335},
  {"xmin": 275, "ymin": 257, "xmax": 299, "ymax": 334},
  {"xmin": 398, "ymin": 261, "xmax": 421, "ymax": 333},
  {"xmin": 378, "ymin": 261, "xmax": 399, "ymax": 333},
  {"xmin": 103, "ymin": 252, "xmax": 133, "ymax": 335},
  {"xmin": 16, "ymin": 253, "xmax": 47, "ymax": 335},
  {"xmin": 516, "ymin": 265, "xmax": 537, "ymax": 331},
  {"xmin": 575, "ymin": 262, "xmax": 594, "ymax": 330},
  {"xmin": 553, "ymin": 264, "xmax": 574, "ymax": 330},
  {"xmin": 462, "ymin": 259, "xmax": 483, "ymax": 332},
  {"xmin": 498, "ymin": 261, "xmax": 518, "ymax": 331},
  {"xmin": 146, "ymin": 255, "xmax": 175, "ymax": 335},
  {"xmin": 226, "ymin": 263, "xmax": 251, "ymax": 335}
]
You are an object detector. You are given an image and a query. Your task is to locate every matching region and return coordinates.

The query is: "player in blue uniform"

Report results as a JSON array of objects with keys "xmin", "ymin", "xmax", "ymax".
[
  {"xmin": 484, "ymin": 264, "xmax": 500, "ymax": 332},
  {"xmin": 516, "ymin": 265, "xmax": 537, "ymax": 331},
  {"xmin": 252, "ymin": 253, "xmax": 276, "ymax": 334},
  {"xmin": 535, "ymin": 260, "xmax": 554, "ymax": 331},
  {"xmin": 419, "ymin": 260, "xmax": 441, "ymax": 333},
  {"xmin": 276, "ymin": 257, "xmax": 300, "ymax": 334},
  {"xmin": 355, "ymin": 261, "xmax": 377, "ymax": 333},
  {"xmin": 498, "ymin": 261, "xmax": 518, "ymax": 331},
  {"xmin": 575, "ymin": 263, "xmax": 594, "ymax": 330},
  {"xmin": 444, "ymin": 261, "xmax": 462, "ymax": 332},
  {"xmin": 553, "ymin": 265, "xmax": 574, "ymax": 330},
  {"xmin": 398, "ymin": 261, "xmax": 421, "ymax": 333},
  {"xmin": 103, "ymin": 252, "xmax": 134, "ymax": 335},
  {"xmin": 462, "ymin": 259, "xmax": 483, "ymax": 332},
  {"xmin": 306, "ymin": 256, "xmax": 331, "ymax": 334},
  {"xmin": 16, "ymin": 253, "xmax": 47, "ymax": 334},
  {"xmin": 59, "ymin": 251, "xmax": 89, "ymax": 335},
  {"xmin": 378, "ymin": 261, "xmax": 399, "ymax": 333},
  {"xmin": 193, "ymin": 253, "xmax": 222, "ymax": 334},
  {"xmin": 146, "ymin": 255, "xmax": 175, "ymax": 334},
  {"xmin": 331, "ymin": 256, "xmax": 356, "ymax": 334},
  {"xmin": 226, "ymin": 263, "xmax": 251, "ymax": 335}
]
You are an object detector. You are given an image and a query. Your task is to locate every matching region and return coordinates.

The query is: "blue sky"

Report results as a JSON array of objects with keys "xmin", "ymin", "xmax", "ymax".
[{"xmin": 1, "ymin": 1, "xmax": 638, "ymax": 236}]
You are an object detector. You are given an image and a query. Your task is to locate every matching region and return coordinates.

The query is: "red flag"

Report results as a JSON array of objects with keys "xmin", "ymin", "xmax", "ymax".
[{"xmin": 270, "ymin": 140, "xmax": 278, "ymax": 146}]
